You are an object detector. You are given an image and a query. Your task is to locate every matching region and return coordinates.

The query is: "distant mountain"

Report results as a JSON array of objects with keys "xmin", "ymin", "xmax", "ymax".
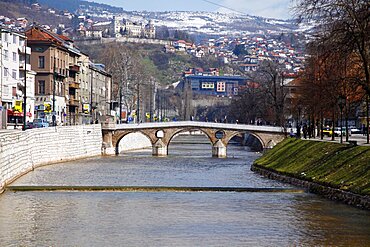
[
  {"xmin": 36, "ymin": 0, "xmax": 123, "ymax": 13},
  {"xmin": 3, "ymin": 0, "xmax": 302, "ymax": 37},
  {"xmin": 134, "ymin": 11, "xmax": 298, "ymax": 36}
]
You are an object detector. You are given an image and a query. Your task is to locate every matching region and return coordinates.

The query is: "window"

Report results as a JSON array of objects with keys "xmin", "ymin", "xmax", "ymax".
[
  {"xmin": 13, "ymin": 52, "xmax": 17, "ymax": 62},
  {"xmin": 4, "ymin": 50, "xmax": 9, "ymax": 60},
  {"xmin": 38, "ymin": 56, "xmax": 45, "ymax": 68},
  {"xmin": 4, "ymin": 68, "xmax": 8, "ymax": 77},
  {"xmin": 13, "ymin": 35, "xmax": 17, "ymax": 44},
  {"xmin": 12, "ymin": 87, "xmax": 16, "ymax": 97},
  {"xmin": 12, "ymin": 69, "xmax": 17, "ymax": 80},
  {"xmin": 38, "ymin": 80, "xmax": 45, "ymax": 95}
]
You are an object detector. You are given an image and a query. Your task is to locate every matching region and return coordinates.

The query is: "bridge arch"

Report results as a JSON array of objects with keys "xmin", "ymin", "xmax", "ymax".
[
  {"xmin": 225, "ymin": 132, "xmax": 265, "ymax": 151},
  {"xmin": 166, "ymin": 128, "xmax": 213, "ymax": 156},
  {"xmin": 112, "ymin": 130, "xmax": 157, "ymax": 155},
  {"xmin": 166, "ymin": 128, "xmax": 213, "ymax": 147},
  {"xmin": 116, "ymin": 132, "xmax": 152, "ymax": 154}
]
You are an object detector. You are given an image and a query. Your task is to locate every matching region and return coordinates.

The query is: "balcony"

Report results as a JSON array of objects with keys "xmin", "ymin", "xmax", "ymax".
[
  {"xmin": 69, "ymin": 96, "xmax": 80, "ymax": 107},
  {"xmin": 69, "ymin": 82, "xmax": 80, "ymax": 89},
  {"xmin": 18, "ymin": 46, "xmax": 31, "ymax": 55},
  {"xmin": 54, "ymin": 68, "xmax": 68, "ymax": 78},
  {"xmin": 69, "ymin": 64, "xmax": 80, "ymax": 73},
  {"xmin": 19, "ymin": 63, "xmax": 31, "ymax": 71}
]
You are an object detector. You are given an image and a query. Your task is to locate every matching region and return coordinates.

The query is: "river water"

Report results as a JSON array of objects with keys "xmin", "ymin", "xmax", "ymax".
[{"xmin": 0, "ymin": 135, "xmax": 369, "ymax": 246}]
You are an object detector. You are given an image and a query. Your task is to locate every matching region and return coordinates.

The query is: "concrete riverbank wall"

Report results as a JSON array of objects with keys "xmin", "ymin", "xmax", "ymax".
[{"xmin": 0, "ymin": 125, "xmax": 102, "ymax": 192}]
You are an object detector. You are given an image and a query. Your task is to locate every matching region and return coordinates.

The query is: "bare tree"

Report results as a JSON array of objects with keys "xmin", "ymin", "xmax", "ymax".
[
  {"xmin": 295, "ymin": 0, "xmax": 370, "ymax": 96},
  {"xmin": 100, "ymin": 43, "xmax": 147, "ymax": 121},
  {"xmin": 255, "ymin": 60, "xmax": 289, "ymax": 126}
]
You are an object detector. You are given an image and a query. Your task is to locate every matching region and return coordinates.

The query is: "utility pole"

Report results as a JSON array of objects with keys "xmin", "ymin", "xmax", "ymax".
[
  {"xmin": 149, "ymin": 80, "xmax": 153, "ymax": 122},
  {"xmin": 137, "ymin": 83, "xmax": 140, "ymax": 123},
  {"xmin": 22, "ymin": 36, "xmax": 27, "ymax": 131},
  {"xmin": 52, "ymin": 56, "xmax": 56, "ymax": 126},
  {"xmin": 0, "ymin": 29, "xmax": 3, "ymax": 129},
  {"xmin": 90, "ymin": 67, "xmax": 93, "ymax": 124},
  {"xmin": 367, "ymin": 96, "xmax": 369, "ymax": 144},
  {"xmin": 119, "ymin": 85, "xmax": 122, "ymax": 123}
]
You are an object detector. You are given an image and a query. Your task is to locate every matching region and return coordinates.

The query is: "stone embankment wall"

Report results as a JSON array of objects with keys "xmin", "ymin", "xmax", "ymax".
[
  {"xmin": 0, "ymin": 125, "xmax": 102, "ymax": 192},
  {"xmin": 251, "ymin": 164, "xmax": 370, "ymax": 210},
  {"xmin": 75, "ymin": 37, "xmax": 172, "ymax": 46}
]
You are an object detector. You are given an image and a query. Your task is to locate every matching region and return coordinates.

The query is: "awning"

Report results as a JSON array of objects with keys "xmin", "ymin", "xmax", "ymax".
[{"xmin": 7, "ymin": 109, "xmax": 32, "ymax": 117}]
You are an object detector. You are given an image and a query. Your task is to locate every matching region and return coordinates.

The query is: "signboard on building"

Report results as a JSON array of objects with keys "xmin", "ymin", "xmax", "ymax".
[
  {"xmin": 14, "ymin": 100, "xmax": 23, "ymax": 112},
  {"xmin": 216, "ymin": 81, "xmax": 226, "ymax": 92},
  {"xmin": 201, "ymin": 82, "xmax": 215, "ymax": 89},
  {"xmin": 44, "ymin": 103, "xmax": 51, "ymax": 113},
  {"xmin": 83, "ymin": 104, "xmax": 90, "ymax": 114}
]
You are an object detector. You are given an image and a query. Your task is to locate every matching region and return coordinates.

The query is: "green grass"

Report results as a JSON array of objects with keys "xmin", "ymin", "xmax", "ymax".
[{"xmin": 254, "ymin": 139, "xmax": 370, "ymax": 195}]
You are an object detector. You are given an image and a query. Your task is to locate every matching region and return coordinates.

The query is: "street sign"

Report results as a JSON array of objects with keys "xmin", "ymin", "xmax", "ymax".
[{"xmin": 52, "ymin": 111, "xmax": 56, "ymax": 116}]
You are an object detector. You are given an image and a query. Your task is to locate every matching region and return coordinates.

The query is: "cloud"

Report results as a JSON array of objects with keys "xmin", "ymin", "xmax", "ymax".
[{"xmin": 218, "ymin": 0, "xmax": 294, "ymax": 19}]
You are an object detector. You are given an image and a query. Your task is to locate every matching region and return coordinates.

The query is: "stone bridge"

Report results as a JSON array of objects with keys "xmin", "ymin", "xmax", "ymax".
[{"xmin": 101, "ymin": 121, "xmax": 286, "ymax": 158}]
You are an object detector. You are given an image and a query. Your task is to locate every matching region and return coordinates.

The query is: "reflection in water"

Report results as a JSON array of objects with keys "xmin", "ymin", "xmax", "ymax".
[{"xmin": 0, "ymin": 135, "xmax": 369, "ymax": 246}]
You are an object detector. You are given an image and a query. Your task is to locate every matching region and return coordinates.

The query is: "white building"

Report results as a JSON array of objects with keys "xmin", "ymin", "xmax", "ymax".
[
  {"xmin": 0, "ymin": 28, "xmax": 35, "ymax": 128},
  {"xmin": 110, "ymin": 16, "xmax": 156, "ymax": 38}
]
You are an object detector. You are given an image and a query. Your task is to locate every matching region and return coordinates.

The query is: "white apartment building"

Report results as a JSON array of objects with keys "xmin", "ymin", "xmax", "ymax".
[{"xmin": 0, "ymin": 28, "xmax": 35, "ymax": 128}]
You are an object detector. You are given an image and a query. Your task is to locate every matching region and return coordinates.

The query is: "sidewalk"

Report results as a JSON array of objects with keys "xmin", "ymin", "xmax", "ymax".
[{"xmin": 299, "ymin": 134, "xmax": 370, "ymax": 146}]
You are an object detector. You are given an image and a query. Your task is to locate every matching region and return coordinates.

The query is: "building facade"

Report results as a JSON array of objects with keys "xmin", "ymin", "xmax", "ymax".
[
  {"xmin": 182, "ymin": 75, "xmax": 248, "ymax": 98},
  {"xmin": 110, "ymin": 16, "xmax": 155, "ymax": 38},
  {"xmin": 26, "ymin": 26, "xmax": 85, "ymax": 125},
  {"xmin": 0, "ymin": 28, "xmax": 35, "ymax": 129},
  {"xmin": 90, "ymin": 63, "xmax": 112, "ymax": 123}
]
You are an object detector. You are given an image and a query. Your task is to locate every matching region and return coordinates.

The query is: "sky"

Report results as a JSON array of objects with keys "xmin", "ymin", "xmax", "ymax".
[{"xmin": 94, "ymin": 0, "xmax": 294, "ymax": 20}]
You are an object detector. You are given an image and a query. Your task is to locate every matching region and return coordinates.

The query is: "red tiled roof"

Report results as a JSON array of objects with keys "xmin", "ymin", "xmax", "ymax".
[
  {"xmin": 58, "ymin": 34, "xmax": 72, "ymax": 42},
  {"xmin": 26, "ymin": 26, "xmax": 72, "ymax": 46}
]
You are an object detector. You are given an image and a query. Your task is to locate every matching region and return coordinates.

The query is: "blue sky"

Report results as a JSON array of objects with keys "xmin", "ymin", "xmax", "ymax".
[{"xmin": 94, "ymin": 0, "xmax": 294, "ymax": 20}]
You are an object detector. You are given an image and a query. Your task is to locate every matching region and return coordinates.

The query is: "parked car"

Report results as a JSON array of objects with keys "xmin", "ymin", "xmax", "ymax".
[
  {"xmin": 25, "ymin": 122, "xmax": 34, "ymax": 129},
  {"xmin": 322, "ymin": 127, "xmax": 333, "ymax": 136},
  {"xmin": 33, "ymin": 118, "xmax": 49, "ymax": 128},
  {"xmin": 349, "ymin": 126, "xmax": 362, "ymax": 134},
  {"xmin": 334, "ymin": 127, "xmax": 345, "ymax": 137}
]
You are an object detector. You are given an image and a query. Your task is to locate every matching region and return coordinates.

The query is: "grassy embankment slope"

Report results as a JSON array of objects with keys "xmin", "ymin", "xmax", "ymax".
[{"xmin": 254, "ymin": 138, "xmax": 370, "ymax": 196}]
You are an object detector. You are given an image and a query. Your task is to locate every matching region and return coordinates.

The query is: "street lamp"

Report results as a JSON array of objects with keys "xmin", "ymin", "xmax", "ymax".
[
  {"xmin": 338, "ymin": 95, "xmax": 346, "ymax": 144},
  {"xmin": 297, "ymin": 105, "xmax": 302, "ymax": 138},
  {"xmin": 22, "ymin": 34, "xmax": 27, "ymax": 131}
]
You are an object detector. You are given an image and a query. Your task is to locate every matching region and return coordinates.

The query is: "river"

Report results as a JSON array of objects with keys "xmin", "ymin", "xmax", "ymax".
[{"xmin": 0, "ymin": 135, "xmax": 369, "ymax": 246}]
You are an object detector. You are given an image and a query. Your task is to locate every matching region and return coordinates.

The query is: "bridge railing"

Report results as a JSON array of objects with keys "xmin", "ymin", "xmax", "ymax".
[{"xmin": 102, "ymin": 121, "xmax": 285, "ymax": 134}]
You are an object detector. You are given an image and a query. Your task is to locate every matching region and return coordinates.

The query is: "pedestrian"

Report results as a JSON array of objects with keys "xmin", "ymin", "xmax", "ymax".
[
  {"xmin": 289, "ymin": 128, "xmax": 294, "ymax": 138},
  {"xmin": 363, "ymin": 124, "xmax": 366, "ymax": 136},
  {"xmin": 303, "ymin": 124, "xmax": 308, "ymax": 139}
]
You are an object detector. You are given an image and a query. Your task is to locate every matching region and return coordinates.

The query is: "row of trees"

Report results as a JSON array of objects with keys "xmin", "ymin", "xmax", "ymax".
[
  {"xmin": 97, "ymin": 43, "xmax": 181, "ymax": 122},
  {"xmin": 228, "ymin": 60, "xmax": 288, "ymax": 126},
  {"xmin": 296, "ymin": 0, "xmax": 369, "ymax": 138},
  {"xmin": 230, "ymin": 0, "xmax": 369, "ymax": 136}
]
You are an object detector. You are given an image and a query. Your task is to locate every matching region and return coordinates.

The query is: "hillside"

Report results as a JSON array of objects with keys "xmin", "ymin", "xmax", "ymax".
[
  {"xmin": 0, "ymin": 0, "xmax": 72, "ymax": 28},
  {"xmin": 20, "ymin": 0, "xmax": 300, "ymax": 36},
  {"xmin": 77, "ymin": 42, "xmax": 228, "ymax": 86},
  {"xmin": 37, "ymin": 0, "xmax": 123, "ymax": 13}
]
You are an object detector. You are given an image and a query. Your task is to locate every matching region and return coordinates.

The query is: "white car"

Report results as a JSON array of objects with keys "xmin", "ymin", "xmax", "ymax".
[{"xmin": 349, "ymin": 126, "xmax": 361, "ymax": 134}]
